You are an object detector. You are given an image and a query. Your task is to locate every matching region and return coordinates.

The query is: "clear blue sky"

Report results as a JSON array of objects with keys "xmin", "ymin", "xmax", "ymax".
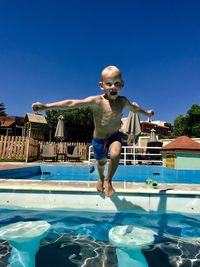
[{"xmin": 1, "ymin": 0, "xmax": 200, "ymax": 123}]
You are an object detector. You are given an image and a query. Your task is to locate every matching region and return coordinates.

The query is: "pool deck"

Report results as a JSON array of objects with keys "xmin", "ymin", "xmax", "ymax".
[{"xmin": 0, "ymin": 162, "xmax": 200, "ymax": 213}]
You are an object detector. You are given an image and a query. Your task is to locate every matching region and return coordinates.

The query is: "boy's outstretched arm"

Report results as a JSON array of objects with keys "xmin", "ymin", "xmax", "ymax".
[
  {"xmin": 32, "ymin": 96, "xmax": 97, "ymax": 112},
  {"xmin": 124, "ymin": 97, "xmax": 154, "ymax": 117}
]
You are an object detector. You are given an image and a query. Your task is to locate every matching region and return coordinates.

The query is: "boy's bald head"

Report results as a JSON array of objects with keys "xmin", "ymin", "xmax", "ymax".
[{"xmin": 101, "ymin": 65, "xmax": 122, "ymax": 80}]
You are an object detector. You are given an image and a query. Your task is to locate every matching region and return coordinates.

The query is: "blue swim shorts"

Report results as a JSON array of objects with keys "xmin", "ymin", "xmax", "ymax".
[{"xmin": 92, "ymin": 131, "xmax": 123, "ymax": 160}]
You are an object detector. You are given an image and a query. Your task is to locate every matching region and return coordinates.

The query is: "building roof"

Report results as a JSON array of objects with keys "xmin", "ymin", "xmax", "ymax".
[
  {"xmin": 25, "ymin": 113, "xmax": 47, "ymax": 124},
  {"xmin": 0, "ymin": 121, "xmax": 15, "ymax": 127},
  {"xmin": 140, "ymin": 121, "xmax": 169, "ymax": 129},
  {"xmin": 0, "ymin": 116, "xmax": 24, "ymax": 127},
  {"xmin": 161, "ymin": 136, "xmax": 200, "ymax": 151}
]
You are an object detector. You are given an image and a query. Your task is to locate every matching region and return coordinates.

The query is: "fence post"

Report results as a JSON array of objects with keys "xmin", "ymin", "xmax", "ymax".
[
  {"xmin": 25, "ymin": 137, "xmax": 30, "ymax": 162},
  {"xmin": 124, "ymin": 146, "xmax": 126, "ymax": 165},
  {"xmin": 133, "ymin": 146, "xmax": 136, "ymax": 165}
]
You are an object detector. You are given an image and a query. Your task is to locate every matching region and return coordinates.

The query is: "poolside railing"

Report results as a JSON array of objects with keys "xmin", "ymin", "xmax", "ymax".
[
  {"xmin": 88, "ymin": 145, "xmax": 163, "ymax": 165},
  {"xmin": 0, "ymin": 134, "xmax": 162, "ymax": 164}
]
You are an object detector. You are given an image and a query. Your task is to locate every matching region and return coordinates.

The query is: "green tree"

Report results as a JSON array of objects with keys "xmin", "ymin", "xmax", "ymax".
[
  {"xmin": 0, "ymin": 102, "xmax": 7, "ymax": 116},
  {"xmin": 45, "ymin": 110, "xmax": 60, "ymax": 130},
  {"xmin": 173, "ymin": 104, "xmax": 200, "ymax": 137},
  {"xmin": 187, "ymin": 104, "xmax": 200, "ymax": 137},
  {"xmin": 173, "ymin": 114, "xmax": 188, "ymax": 137},
  {"xmin": 63, "ymin": 107, "xmax": 94, "ymax": 142},
  {"xmin": 45, "ymin": 107, "xmax": 94, "ymax": 142}
]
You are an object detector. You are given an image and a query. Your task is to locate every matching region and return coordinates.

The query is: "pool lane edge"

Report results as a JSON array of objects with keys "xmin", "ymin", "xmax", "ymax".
[{"xmin": 0, "ymin": 179, "xmax": 200, "ymax": 213}]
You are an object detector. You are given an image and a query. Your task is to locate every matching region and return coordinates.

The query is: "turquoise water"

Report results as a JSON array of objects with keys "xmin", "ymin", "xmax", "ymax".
[
  {"xmin": 1, "ymin": 209, "xmax": 200, "ymax": 266},
  {"xmin": 1, "ymin": 165, "xmax": 200, "ymax": 184}
]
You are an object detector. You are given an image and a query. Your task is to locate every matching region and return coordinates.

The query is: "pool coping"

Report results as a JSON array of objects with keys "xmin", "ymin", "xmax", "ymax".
[
  {"xmin": 0, "ymin": 179, "xmax": 200, "ymax": 195},
  {"xmin": 0, "ymin": 179, "xmax": 200, "ymax": 213}
]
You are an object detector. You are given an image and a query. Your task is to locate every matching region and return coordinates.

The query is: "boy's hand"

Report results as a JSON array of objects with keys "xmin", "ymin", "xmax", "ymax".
[
  {"xmin": 147, "ymin": 109, "xmax": 154, "ymax": 117},
  {"xmin": 32, "ymin": 102, "xmax": 46, "ymax": 112}
]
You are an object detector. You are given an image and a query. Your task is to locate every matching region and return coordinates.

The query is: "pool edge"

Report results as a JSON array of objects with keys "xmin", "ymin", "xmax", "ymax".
[{"xmin": 0, "ymin": 179, "xmax": 200, "ymax": 213}]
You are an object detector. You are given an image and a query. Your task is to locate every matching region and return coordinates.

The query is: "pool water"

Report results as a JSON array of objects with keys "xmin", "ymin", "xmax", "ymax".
[
  {"xmin": 1, "ymin": 209, "xmax": 200, "ymax": 267},
  {"xmin": 1, "ymin": 165, "xmax": 200, "ymax": 184}
]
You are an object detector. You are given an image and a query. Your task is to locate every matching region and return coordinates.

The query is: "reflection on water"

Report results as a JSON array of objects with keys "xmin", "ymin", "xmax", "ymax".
[{"xmin": 1, "ymin": 209, "xmax": 200, "ymax": 267}]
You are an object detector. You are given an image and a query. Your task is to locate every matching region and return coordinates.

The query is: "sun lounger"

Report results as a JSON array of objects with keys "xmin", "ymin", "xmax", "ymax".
[
  {"xmin": 66, "ymin": 145, "xmax": 81, "ymax": 161},
  {"xmin": 137, "ymin": 141, "xmax": 163, "ymax": 165},
  {"xmin": 41, "ymin": 144, "xmax": 57, "ymax": 161}
]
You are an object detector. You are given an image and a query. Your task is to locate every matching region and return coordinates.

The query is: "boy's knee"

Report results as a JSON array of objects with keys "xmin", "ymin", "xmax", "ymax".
[
  {"xmin": 110, "ymin": 145, "xmax": 122, "ymax": 159},
  {"xmin": 97, "ymin": 159, "xmax": 107, "ymax": 166},
  {"xmin": 110, "ymin": 150, "xmax": 121, "ymax": 160}
]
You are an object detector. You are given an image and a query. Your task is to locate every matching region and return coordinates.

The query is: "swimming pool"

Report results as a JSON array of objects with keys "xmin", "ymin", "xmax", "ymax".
[
  {"xmin": 1, "ymin": 165, "xmax": 200, "ymax": 266},
  {"xmin": 1, "ymin": 165, "xmax": 200, "ymax": 184},
  {"xmin": 1, "ymin": 208, "xmax": 200, "ymax": 267}
]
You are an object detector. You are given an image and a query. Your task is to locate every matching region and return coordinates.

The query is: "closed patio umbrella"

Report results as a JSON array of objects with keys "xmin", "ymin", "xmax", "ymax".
[
  {"xmin": 149, "ymin": 128, "xmax": 157, "ymax": 142},
  {"xmin": 125, "ymin": 112, "xmax": 141, "ymax": 145},
  {"xmin": 55, "ymin": 115, "xmax": 65, "ymax": 153},
  {"xmin": 55, "ymin": 115, "xmax": 65, "ymax": 140}
]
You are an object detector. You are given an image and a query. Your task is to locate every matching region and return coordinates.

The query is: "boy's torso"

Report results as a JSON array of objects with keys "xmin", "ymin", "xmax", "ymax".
[{"xmin": 92, "ymin": 95, "xmax": 126, "ymax": 139}]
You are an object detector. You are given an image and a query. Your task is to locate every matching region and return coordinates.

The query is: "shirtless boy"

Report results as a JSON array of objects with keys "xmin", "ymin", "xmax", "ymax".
[{"xmin": 32, "ymin": 65, "xmax": 154, "ymax": 197}]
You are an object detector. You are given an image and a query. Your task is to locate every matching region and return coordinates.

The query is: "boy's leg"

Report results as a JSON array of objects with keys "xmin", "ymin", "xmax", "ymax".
[
  {"xmin": 96, "ymin": 159, "xmax": 107, "ymax": 192},
  {"xmin": 105, "ymin": 141, "xmax": 122, "ymax": 197}
]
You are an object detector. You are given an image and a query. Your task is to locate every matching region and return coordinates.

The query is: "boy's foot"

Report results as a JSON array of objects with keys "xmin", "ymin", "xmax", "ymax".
[
  {"xmin": 104, "ymin": 179, "xmax": 115, "ymax": 197},
  {"xmin": 96, "ymin": 177, "xmax": 105, "ymax": 193},
  {"xmin": 89, "ymin": 166, "xmax": 95, "ymax": 173}
]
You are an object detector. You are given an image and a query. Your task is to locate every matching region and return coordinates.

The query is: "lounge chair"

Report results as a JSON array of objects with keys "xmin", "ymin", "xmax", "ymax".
[
  {"xmin": 41, "ymin": 144, "xmax": 57, "ymax": 161},
  {"xmin": 66, "ymin": 145, "xmax": 81, "ymax": 161},
  {"xmin": 137, "ymin": 141, "xmax": 163, "ymax": 165}
]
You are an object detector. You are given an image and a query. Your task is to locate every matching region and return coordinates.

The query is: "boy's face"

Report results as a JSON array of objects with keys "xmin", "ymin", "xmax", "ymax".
[{"xmin": 99, "ymin": 74, "xmax": 124, "ymax": 100}]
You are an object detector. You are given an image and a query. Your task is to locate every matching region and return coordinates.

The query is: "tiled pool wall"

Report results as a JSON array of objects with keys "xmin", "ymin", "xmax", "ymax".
[{"xmin": 0, "ymin": 187, "xmax": 200, "ymax": 214}]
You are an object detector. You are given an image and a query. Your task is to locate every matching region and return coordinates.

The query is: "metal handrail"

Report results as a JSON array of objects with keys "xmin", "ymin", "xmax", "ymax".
[{"xmin": 88, "ymin": 145, "xmax": 163, "ymax": 165}]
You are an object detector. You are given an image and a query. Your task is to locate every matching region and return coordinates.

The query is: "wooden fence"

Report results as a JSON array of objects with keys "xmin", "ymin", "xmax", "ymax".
[
  {"xmin": 0, "ymin": 135, "xmax": 28, "ymax": 161},
  {"xmin": 0, "ymin": 135, "xmax": 89, "ymax": 162}
]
